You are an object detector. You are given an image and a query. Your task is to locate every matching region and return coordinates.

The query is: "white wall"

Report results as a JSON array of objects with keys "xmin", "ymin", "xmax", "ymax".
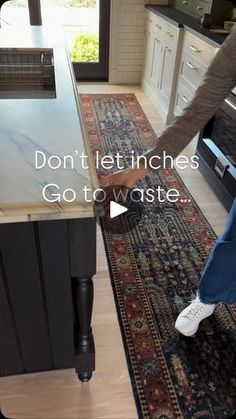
[{"xmin": 109, "ymin": 0, "xmax": 169, "ymax": 84}]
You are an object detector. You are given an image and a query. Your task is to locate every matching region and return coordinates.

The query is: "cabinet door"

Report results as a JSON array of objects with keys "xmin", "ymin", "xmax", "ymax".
[
  {"xmin": 0, "ymin": 220, "xmax": 74, "ymax": 377},
  {"xmin": 144, "ymin": 30, "xmax": 162, "ymax": 89},
  {"xmin": 159, "ymin": 45, "xmax": 175, "ymax": 104},
  {"xmin": 144, "ymin": 29, "xmax": 154, "ymax": 81},
  {"xmin": 150, "ymin": 35, "xmax": 162, "ymax": 89}
]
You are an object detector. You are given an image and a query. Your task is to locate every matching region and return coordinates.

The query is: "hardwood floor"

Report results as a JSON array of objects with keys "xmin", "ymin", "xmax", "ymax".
[{"xmin": 0, "ymin": 84, "xmax": 228, "ymax": 419}]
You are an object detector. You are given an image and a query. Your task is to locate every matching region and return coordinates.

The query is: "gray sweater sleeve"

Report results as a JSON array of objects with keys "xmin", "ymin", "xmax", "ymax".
[{"xmin": 145, "ymin": 26, "xmax": 236, "ymax": 165}]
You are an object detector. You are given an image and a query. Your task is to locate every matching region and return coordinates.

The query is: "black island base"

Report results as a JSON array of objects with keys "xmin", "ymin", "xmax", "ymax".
[{"xmin": 0, "ymin": 217, "xmax": 97, "ymax": 382}]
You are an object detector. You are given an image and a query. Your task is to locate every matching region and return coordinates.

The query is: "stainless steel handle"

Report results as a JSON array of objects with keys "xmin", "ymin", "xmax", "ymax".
[
  {"xmin": 182, "ymin": 95, "xmax": 189, "ymax": 103},
  {"xmin": 190, "ymin": 45, "xmax": 201, "ymax": 52},
  {"xmin": 155, "ymin": 38, "xmax": 160, "ymax": 42},
  {"xmin": 167, "ymin": 32, "xmax": 174, "ymax": 37},
  {"xmin": 186, "ymin": 61, "xmax": 198, "ymax": 70},
  {"xmin": 155, "ymin": 24, "xmax": 162, "ymax": 29},
  {"xmin": 225, "ymin": 98, "xmax": 236, "ymax": 111},
  {"xmin": 196, "ymin": 6, "xmax": 203, "ymax": 10},
  {"xmin": 215, "ymin": 157, "xmax": 229, "ymax": 178},
  {"xmin": 40, "ymin": 52, "xmax": 54, "ymax": 67}
]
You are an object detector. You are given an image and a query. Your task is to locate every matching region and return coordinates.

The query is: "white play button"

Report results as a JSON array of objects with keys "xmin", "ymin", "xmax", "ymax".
[
  {"xmin": 99, "ymin": 185, "xmax": 143, "ymax": 233},
  {"xmin": 110, "ymin": 201, "xmax": 128, "ymax": 219}
]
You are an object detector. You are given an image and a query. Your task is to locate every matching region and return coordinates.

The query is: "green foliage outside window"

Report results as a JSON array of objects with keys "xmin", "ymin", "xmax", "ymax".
[
  {"xmin": 57, "ymin": 0, "xmax": 97, "ymax": 7},
  {"xmin": 70, "ymin": 33, "xmax": 99, "ymax": 62}
]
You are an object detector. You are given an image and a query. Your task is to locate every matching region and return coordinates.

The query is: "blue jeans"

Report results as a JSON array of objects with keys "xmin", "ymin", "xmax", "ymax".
[{"xmin": 198, "ymin": 199, "xmax": 236, "ymax": 304}]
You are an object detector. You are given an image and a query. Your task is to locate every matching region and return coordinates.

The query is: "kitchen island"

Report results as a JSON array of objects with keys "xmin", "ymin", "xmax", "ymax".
[{"xmin": 0, "ymin": 26, "xmax": 98, "ymax": 381}]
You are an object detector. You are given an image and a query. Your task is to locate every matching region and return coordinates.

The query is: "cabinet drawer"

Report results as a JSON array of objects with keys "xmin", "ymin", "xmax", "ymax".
[
  {"xmin": 180, "ymin": 53, "xmax": 207, "ymax": 90},
  {"xmin": 164, "ymin": 22, "xmax": 179, "ymax": 47},
  {"xmin": 184, "ymin": 31, "xmax": 215, "ymax": 66},
  {"xmin": 153, "ymin": 16, "xmax": 164, "ymax": 36},
  {"xmin": 194, "ymin": 0, "xmax": 212, "ymax": 17},
  {"xmin": 147, "ymin": 14, "xmax": 154, "ymax": 31},
  {"xmin": 148, "ymin": 12, "xmax": 164, "ymax": 35},
  {"xmin": 175, "ymin": 82, "xmax": 193, "ymax": 115}
]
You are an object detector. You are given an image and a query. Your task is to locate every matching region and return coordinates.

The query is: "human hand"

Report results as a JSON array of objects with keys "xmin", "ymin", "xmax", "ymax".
[{"xmin": 98, "ymin": 165, "xmax": 149, "ymax": 189}]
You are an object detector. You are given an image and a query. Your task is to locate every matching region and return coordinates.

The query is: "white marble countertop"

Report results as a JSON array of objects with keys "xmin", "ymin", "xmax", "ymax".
[{"xmin": 0, "ymin": 26, "xmax": 98, "ymax": 224}]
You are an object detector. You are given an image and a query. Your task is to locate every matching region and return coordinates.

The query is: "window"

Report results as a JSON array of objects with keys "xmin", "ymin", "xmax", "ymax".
[{"xmin": 0, "ymin": 0, "xmax": 29, "ymax": 27}]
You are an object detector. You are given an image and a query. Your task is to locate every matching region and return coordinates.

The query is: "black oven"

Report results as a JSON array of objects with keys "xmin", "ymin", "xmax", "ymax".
[{"xmin": 196, "ymin": 88, "xmax": 236, "ymax": 211}]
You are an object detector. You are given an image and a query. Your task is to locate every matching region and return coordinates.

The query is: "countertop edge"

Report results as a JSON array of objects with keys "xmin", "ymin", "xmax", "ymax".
[
  {"xmin": 0, "ymin": 207, "xmax": 95, "ymax": 224},
  {"xmin": 145, "ymin": 4, "xmax": 183, "ymax": 29}
]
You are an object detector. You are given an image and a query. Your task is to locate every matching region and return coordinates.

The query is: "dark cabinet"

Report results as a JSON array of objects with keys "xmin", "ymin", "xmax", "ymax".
[{"xmin": 0, "ymin": 218, "xmax": 96, "ymax": 380}]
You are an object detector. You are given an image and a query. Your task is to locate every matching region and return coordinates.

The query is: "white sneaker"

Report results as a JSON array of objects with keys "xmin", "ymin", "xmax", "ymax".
[{"xmin": 175, "ymin": 296, "xmax": 215, "ymax": 337}]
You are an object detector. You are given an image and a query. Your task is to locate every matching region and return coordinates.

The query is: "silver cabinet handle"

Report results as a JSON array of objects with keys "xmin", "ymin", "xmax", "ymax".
[
  {"xmin": 165, "ymin": 46, "xmax": 172, "ymax": 52},
  {"xmin": 225, "ymin": 98, "xmax": 236, "ymax": 111},
  {"xmin": 196, "ymin": 6, "xmax": 203, "ymax": 10},
  {"xmin": 155, "ymin": 38, "xmax": 160, "ymax": 42},
  {"xmin": 186, "ymin": 61, "xmax": 198, "ymax": 70},
  {"xmin": 190, "ymin": 45, "xmax": 201, "ymax": 52},
  {"xmin": 155, "ymin": 24, "xmax": 162, "ymax": 29},
  {"xmin": 182, "ymin": 95, "xmax": 189, "ymax": 103}
]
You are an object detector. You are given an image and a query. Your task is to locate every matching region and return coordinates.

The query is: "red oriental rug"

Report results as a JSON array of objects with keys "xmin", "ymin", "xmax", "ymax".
[{"xmin": 80, "ymin": 93, "xmax": 236, "ymax": 419}]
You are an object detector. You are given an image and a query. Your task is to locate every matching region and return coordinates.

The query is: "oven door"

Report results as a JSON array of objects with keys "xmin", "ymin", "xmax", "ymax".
[
  {"xmin": 196, "ymin": 90, "xmax": 236, "ymax": 210},
  {"xmin": 211, "ymin": 91, "xmax": 236, "ymax": 167}
]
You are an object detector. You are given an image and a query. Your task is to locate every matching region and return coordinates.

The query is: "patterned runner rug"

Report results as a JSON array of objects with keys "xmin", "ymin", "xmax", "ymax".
[{"xmin": 80, "ymin": 93, "xmax": 236, "ymax": 419}]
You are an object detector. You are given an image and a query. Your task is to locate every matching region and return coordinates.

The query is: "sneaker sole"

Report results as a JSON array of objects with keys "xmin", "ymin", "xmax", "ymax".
[{"xmin": 175, "ymin": 325, "xmax": 199, "ymax": 337}]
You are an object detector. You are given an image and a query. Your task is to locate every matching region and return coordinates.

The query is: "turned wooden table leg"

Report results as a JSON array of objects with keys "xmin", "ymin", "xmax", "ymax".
[
  {"xmin": 68, "ymin": 218, "xmax": 96, "ymax": 382},
  {"xmin": 72, "ymin": 276, "xmax": 95, "ymax": 382}
]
